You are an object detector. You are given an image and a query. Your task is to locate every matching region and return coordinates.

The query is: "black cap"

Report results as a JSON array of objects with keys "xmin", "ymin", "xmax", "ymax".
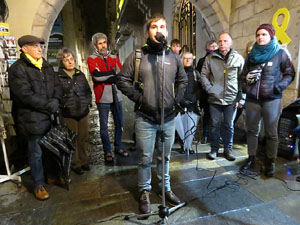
[{"xmin": 18, "ymin": 35, "xmax": 45, "ymax": 47}]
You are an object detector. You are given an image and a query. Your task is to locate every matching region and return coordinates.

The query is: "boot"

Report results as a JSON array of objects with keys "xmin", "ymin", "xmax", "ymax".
[
  {"xmin": 207, "ymin": 150, "xmax": 217, "ymax": 160},
  {"xmin": 264, "ymin": 158, "xmax": 275, "ymax": 177},
  {"xmin": 240, "ymin": 156, "xmax": 255, "ymax": 171},
  {"xmin": 139, "ymin": 190, "xmax": 151, "ymax": 214},
  {"xmin": 224, "ymin": 149, "xmax": 236, "ymax": 161}
]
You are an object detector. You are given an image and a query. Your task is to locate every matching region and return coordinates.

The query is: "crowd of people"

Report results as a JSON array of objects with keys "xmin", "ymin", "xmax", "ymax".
[{"xmin": 7, "ymin": 13, "xmax": 295, "ymax": 216}]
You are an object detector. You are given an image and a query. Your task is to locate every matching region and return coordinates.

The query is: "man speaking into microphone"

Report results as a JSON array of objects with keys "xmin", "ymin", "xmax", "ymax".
[{"xmin": 117, "ymin": 14, "xmax": 187, "ymax": 214}]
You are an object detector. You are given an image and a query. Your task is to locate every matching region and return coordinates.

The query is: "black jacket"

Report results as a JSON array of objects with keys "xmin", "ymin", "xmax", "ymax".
[
  {"xmin": 196, "ymin": 53, "xmax": 210, "ymax": 108},
  {"xmin": 8, "ymin": 53, "xmax": 62, "ymax": 136},
  {"xmin": 180, "ymin": 66, "xmax": 200, "ymax": 113},
  {"xmin": 117, "ymin": 43, "xmax": 188, "ymax": 124},
  {"xmin": 241, "ymin": 48, "xmax": 295, "ymax": 101},
  {"xmin": 57, "ymin": 68, "xmax": 92, "ymax": 120}
]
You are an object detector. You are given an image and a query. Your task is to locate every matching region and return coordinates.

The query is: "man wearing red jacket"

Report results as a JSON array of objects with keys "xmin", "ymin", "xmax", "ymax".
[{"xmin": 87, "ymin": 32, "xmax": 128, "ymax": 162}]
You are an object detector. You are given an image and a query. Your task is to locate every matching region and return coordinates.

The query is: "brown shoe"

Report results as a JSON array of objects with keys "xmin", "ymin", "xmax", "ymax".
[
  {"xmin": 139, "ymin": 190, "xmax": 151, "ymax": 214},
  {"xmin": 34, "ymin": 186, "xmax": 49, "ymax": 201},
  {"xmin": 165, "ymin": 191, "xmax": 181, "ymax": 206}
]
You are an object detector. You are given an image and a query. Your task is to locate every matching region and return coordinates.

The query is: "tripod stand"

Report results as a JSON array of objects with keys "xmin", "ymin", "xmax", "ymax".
[{"xmin": 124, "ymin": 40, "xmax": 186, "ymax": 224}]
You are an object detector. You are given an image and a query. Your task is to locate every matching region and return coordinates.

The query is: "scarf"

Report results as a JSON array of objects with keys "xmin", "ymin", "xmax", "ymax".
[
  {"xmin": 25, "ymin": 53, "xmax": 43, "ymax": 70},
  {"xmin": 142, "ymin": 38, "xmax": 164, "ymax": 55},
  {"xmin": 248, "ymin": 37, "xmax": 280, "ymax": 64}
]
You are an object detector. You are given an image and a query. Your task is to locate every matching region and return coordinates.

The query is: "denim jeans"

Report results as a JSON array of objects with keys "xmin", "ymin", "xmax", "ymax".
[
  {"xmin": 135, "ymin": 115, "xmax": 175, "ymax": 192},
  {"xmin": 246, "ymin": 99, "xmax": 281, "ymax": 159},
  {"xmin": 28, "ymin": 134, "xmax": 45, "ymax": 188},
  {"xmin": 209, "ymin": 103, "xmax": 237, "ymax": 151},
  {"xmin": 97, "ymin": 101, "xmax": 123, "ymax": 153}
]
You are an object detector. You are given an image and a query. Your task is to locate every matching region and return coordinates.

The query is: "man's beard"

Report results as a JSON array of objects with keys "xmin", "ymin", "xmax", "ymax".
[{"xmin": 99, "ymin": 48, "xmax": 107, "ymax": 55}]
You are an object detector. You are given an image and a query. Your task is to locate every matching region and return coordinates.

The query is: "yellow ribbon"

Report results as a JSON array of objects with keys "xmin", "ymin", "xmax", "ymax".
[{"xmin": 272, "ymin": 8, "xmax": 291, "ymax": 45}]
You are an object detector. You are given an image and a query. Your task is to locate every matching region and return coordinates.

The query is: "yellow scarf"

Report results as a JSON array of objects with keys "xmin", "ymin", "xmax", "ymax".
[{"xmin": 25, "ymin": 53, "xmax": 43, "ymax": 70}]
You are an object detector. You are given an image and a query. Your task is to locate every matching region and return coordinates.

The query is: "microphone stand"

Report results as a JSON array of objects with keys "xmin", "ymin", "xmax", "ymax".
[{"xmin": 124, "ymin": 42, "xmax": 186, "ymax": 224}]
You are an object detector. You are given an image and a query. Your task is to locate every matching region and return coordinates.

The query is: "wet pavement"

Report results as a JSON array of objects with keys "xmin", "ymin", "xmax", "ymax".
[{"xmin": 1, "ymin": 109, "xmax": 300, "ymax": 224}]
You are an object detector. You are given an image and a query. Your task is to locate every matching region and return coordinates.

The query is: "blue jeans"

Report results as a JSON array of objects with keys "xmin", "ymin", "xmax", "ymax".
[
  {"xmin": 97, "ymin": 101, "xmax": 123, "ymax": 153},
  {"xmin": 135, "ymin": 115, "xmax": 175, "ymax": 192},
  {"xmin": 209, "ymin": 103, "xmax": 237, "ymax": 151},
  {"xmin": 28, "ymin": 134, "xmax": 45, "ymax": 188}
]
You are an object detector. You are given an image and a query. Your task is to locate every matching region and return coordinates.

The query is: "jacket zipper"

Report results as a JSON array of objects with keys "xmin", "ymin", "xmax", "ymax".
[{"xmin": 256, "ymin": 79, "xmax": 260, "ymax": 100}]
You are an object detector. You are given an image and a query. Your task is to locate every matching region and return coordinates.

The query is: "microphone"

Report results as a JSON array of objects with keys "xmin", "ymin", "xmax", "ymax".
[{"xmin": 155, "ymin": 33, "xmax": 167, "ymax": 45}]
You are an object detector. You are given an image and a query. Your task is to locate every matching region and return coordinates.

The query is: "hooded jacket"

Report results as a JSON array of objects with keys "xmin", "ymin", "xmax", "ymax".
[
  {"xmin": 200, "ymin": 49, "xmax": 244, "ymax": 105},
  {"xmin": 87, "ymin": 51, "xmax": 123, "ymax": 104},
  {"xmin": 8, "ymin": 53, "xmax": 62, "ymax": 136},
  {"xmin": 57, "ymin": 68, "xmax": 92, "ymax": 120},
  {"xmin": 117, "ymin": 42, "xmax": 188, "ymax": 124}
]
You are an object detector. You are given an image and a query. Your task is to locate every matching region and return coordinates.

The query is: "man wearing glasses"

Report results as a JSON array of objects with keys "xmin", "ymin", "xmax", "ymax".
[{"xmin": 8, "ymin": 35, "xmax": 62, "ymax": 201}]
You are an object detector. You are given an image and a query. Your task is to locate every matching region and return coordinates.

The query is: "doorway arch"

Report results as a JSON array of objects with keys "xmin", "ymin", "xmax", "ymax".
[{"xmin": 31, "ymin": 0, "xmax": 68, "ymax": 44}]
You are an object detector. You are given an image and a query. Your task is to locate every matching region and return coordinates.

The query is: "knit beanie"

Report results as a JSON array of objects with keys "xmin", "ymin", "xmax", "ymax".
[{"xmin": 256, "ymin": 24, "xmax": 275, "ymax": 39}]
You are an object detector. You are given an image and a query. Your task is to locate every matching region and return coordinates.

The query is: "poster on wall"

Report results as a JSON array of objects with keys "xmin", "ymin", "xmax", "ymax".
[{"xmin": 0, "ymin": 23, "xmax": 9, "ymax": 36}]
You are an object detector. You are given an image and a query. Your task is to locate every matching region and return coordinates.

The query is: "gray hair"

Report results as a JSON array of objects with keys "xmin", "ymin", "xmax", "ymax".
[
  {"xmin": 92, "ymin": 32, "xmax": 107, "ymax": 46},
  {"xmin": 205, "ymin": 40, "xmax": 217, "ymax": 49},
  {"xmin": 56, "ymin": 48, "xmax": 75, "ymax": 68}
]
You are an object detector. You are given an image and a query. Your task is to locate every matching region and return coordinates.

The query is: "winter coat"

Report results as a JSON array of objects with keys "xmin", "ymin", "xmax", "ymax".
[
  {"xmin": 87, "ymin": 52, "xmax": 123, "ymax": 104},
  {"xmin": 117, "ymin": 45, "xmax": 188, "ymax": 124},
  {"xmin": 241, "ymin": 48, "xmax": 295, "ymax": 101},
  {"xmin": 8, "ymin": 53, "xmax": 62, "ymax": 136},
  {"xmin": 180, "ymin": 66, "xmax": 200, "ymax": 113},
  {"xmin": 57, "ymin": 68, "xmax": 92, "ymax": 120},
  {"xmin": 200, "ymin": 49, "xmax": 244, "ymax": 105},
  {"xmin": 196, "ymin": 52, "xmax": 210, "ymax": 108}
]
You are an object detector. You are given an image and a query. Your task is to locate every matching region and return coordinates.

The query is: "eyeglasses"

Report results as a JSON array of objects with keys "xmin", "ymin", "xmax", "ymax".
[{"xmin": 63, "ymin": 57, "xmax": 75, "ymax": 63}]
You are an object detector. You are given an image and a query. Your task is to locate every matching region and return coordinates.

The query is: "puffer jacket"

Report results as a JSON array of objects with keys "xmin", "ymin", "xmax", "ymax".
[
  {"xmin": 117, "ymin": 45, "xmax": 188, "ymax": 124},
  {"xmin": 241, "ymin": 48, "xmax": 295, "ymax": 101},
  {"xmin": 57, "ymin": 68, "xmax": 92, "ymax": 120},
  {"xmin": 8, "ymin": 53, "xmax": 62, "ymax": 136},
  {"xmin": 200, "ymin": 49, "xmax": 244, "ymax": 105}
]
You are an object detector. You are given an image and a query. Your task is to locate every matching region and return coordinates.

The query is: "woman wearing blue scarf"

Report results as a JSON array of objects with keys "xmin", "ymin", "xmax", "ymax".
[{"xmin": 240, "ymin": 24, "xmax": 295, "ymax": 176}]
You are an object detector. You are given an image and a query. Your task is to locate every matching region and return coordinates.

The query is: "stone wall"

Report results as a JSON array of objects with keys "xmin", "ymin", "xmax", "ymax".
[{"xmin": 230, "ymin": 0, "xmax": 300, "ymax": 106}]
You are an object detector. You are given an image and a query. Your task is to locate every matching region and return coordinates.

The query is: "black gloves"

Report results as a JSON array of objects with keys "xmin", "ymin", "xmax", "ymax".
[
  {"xmin": 274, "ymin": 84, "xmax": 282, "ymax": 94},
  {"xmin": 106, "ymin": 75, "xmax": 117, "ymax": 83},
  {"xmin": 180, "ymin": 99, "xmax": 193, "ymax": 109},
  {"xmin": 46, "ymin": 98, "xmax": 60, "ymax": 113}
]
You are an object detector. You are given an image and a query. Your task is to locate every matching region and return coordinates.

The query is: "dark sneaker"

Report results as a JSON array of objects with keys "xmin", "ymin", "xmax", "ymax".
[
  {"xmin": 139, "ymin": 190, "xmax": 151, "ymax": 214},
  {"xmin": 189, "ymin": 149, "xmax": 195, "ymax": 154},
  {"xmin": 224, "ymin": 149, "xmax": 236, "ymax": 161},
  {"xmin": 72, "ymin": 167, "xmax": 84, "ymax": 175},
  {"xmin": 207, "ymin": 150, "xmax": 217, "ymax": 160},
  {"xmin": 81, "ymin": 164, "xmax": 90, "ymax": 171},
  {"xmin": 240, "ymin": 156, "xmax": 255, "ymax": 171},
  {"xmin": 264, "ymin": 158, "xmax": 275, "ymax": 177},
  {"xmin": 165, "ymin": 191, "xmax": 181, "ymax": 206}
]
